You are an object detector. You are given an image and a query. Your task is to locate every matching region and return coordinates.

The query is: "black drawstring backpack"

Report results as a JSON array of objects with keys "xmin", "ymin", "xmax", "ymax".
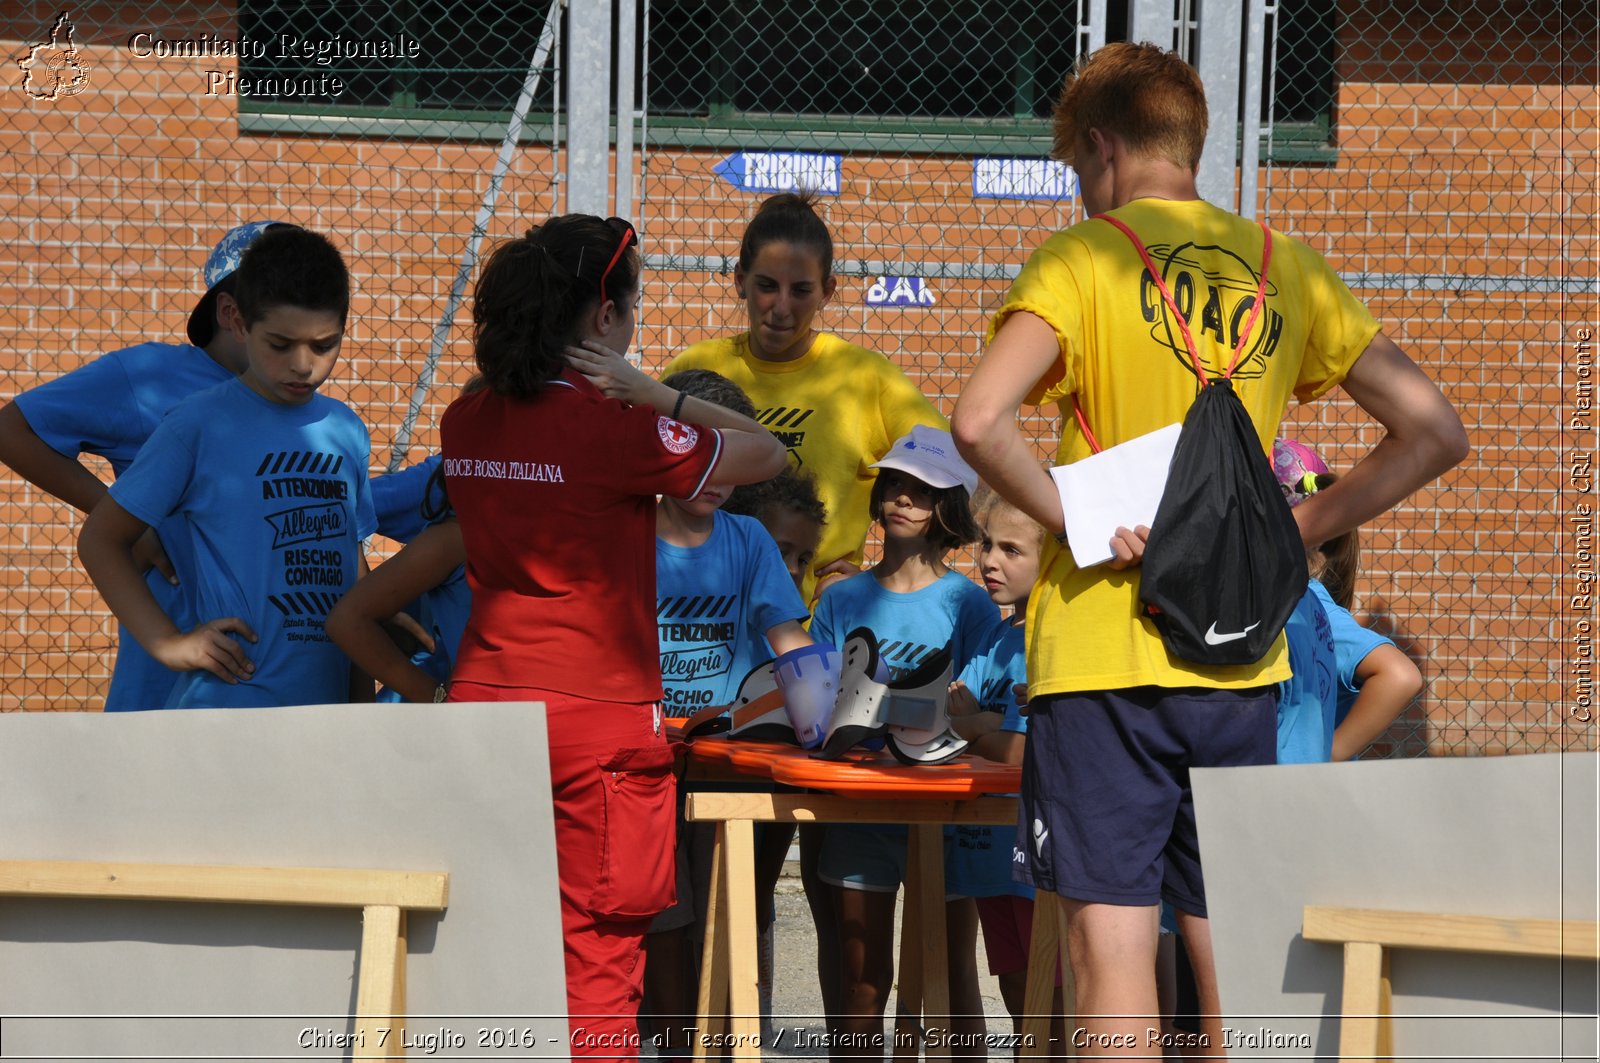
[{"xmin": 1080, "ymin": 214, "xmax": 1307, "ymax": 666}]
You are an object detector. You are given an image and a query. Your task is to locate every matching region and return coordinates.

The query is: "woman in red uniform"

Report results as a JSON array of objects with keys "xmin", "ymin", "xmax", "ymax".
[{"xmin": 440, "ymin": 215, "xmax": 785, "ymax": 1056}]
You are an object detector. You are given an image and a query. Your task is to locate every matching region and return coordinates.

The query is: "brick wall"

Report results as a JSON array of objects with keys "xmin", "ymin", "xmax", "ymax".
[{"xmin": 1, "ymin": 3, "xmax": 1594, "ymax": 753}]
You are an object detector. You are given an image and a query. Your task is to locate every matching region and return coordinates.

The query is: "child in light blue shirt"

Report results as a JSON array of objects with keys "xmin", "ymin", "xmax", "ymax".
[
  {"xmin": 79, "ymin": 226, "xmax": 375, "ymax": 708},
  {"xmin": 643, "ymin": 369, "xmax": 811, "ymax": 1055},
  {"xmin": 811, "ymin": 426, "xmax": 997, "ymax": 1052},
  {"xmin": 945, "ymin": 487, "xmax": 1065, "ymax": 1045}
]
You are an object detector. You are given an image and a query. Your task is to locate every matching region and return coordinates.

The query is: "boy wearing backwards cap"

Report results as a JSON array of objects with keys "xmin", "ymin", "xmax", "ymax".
[
  {"xmin": 0, "ymin": 220, "xmax": 289, "ymax": 711},
  {"xmin": 79, "ymin": 225, "xmax": 376, "ymax": 709}
]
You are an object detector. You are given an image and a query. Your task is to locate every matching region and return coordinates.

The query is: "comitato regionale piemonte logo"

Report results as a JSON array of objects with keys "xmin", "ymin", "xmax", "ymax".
[{"xmin": 18, "ymin": 11, "xmax": 89, "ymax": 101}]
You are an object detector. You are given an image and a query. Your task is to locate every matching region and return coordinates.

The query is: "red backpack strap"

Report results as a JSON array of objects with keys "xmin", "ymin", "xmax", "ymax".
[
  {"xmin": 1227, "ymin": 221, "xmax": 1273, "ymax": 378},
  {"xmin": 1067, "ymin": 213, "xmax": 1272, "ymax": 455},
  {"xmin": 1092, "ymin": 213, "xmax": 1274, "ymax": 383},
  {"xmin": 1072, "ymin": 399, "xmax": 1103, "ymax": 454}
]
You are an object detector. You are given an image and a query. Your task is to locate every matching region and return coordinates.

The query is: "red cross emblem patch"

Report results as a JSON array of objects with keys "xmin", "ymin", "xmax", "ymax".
[{"xmin": 658, "ymin": 417, "xmax": 699, "ymax": 454}]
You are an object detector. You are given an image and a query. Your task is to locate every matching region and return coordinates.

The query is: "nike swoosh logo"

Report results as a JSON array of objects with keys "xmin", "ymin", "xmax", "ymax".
[{"xmin": 1204, "ymin": 621, "xmax": 1261, "ymax": 645}]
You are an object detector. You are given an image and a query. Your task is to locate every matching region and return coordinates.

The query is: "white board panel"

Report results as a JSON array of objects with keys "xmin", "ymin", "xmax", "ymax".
[
  {"xmin": 0, "ymin": 702, "xmax": 567, "ymax": 1060},
  {"xmin": 1193, "ymin": 752, "xmax": 1598, "ymax": 1060}
]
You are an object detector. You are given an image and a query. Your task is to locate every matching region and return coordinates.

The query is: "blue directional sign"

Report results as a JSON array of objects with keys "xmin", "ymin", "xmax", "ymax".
[
  {"xmin": 972, "ymin": 157, "xmax": 1076, "ymax": 201},
  {"xmin": 866, "ymin": 276, "xmax": 936, "ymax": 307},
  {"xmin": 714, "ymin": 151, "xmax": 842, "ymax": 195}
]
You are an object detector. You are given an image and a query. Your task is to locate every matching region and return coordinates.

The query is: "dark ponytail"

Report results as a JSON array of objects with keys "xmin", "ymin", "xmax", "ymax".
[
  {"xmin": 737, "ymin": 191, "xmax": 833, "ymax": 280},
  {"xmin": 472, "ymin": 214, "xmax": 639, "ymax": 399},
  {"xmin": 1308, "ymin": 473, "xmax": 1362, "ymax": 610}
]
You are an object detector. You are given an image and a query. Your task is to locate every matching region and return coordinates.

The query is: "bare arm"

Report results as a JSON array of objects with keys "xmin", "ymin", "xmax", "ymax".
[
  {"xmin": 1294, "ymin": 333, "xmax": 1470, "ymax": 550},
  {"xmin": 952, "ymin": 313, "xmax": 1150, "ymax": 569},
  {"xmin": 566, "ymin": 340, "xmax": 787, "ymax": 486},
  {"xmin": 950, "ymin": 312, "xmax": 1067, "ymax": 537},
  {"xmin": 766, "ymin": 618, "xmax": 814, "ymax": 657},
  {"xmin": 327, "ymin": 520, "xmax": 466, "ymax": 704},
  {"xmin": 345, "ymin": 553, "xmax": 376, "ymax": 703},
  {"xmin": 693, "ymin": 404, "xmax": 787, "ymax": 487},
  {"xmin": 1331, "ymin": 643, "xmax": 1423, "ymax": 761},
  {"xmin": 0, "ymin": 401, "xmax": 109, "ymax": 512},
  {"xmin": 966, "ymin": 728, "xmax": 1025, "ymax": 765},
  {"xmin": 0, "ymin": 403, "xmax": 178, "ymax": 583},
  {"xmin": 810, "ymin": 559, "xmax": 861, "ymax": 607},
  {"xmin": 78, "ymin": 496, "xmax": 256, "ymax": 682},
  {"xmin": 946, "ymin": 681, "xmax": 1025, "ymax": 764}
]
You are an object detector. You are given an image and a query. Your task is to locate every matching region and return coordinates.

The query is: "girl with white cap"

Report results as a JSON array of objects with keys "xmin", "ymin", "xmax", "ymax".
[{"xmin": 809, "ymin": 425, "xmax": 998, "ymax": 1057}]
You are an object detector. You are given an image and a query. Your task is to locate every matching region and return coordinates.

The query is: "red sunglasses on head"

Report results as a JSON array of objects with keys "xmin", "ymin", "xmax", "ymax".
[{"xmin": 598, "ymin": 218, "xmax": 637, "ymax": 302}]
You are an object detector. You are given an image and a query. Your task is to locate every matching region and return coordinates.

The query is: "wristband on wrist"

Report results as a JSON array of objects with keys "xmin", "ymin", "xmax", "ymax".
[
  {"xmin": 671, "ymin": 392, "xmax": 687, "ymax": 422},
  {"xmin": 1053, "ymin": 530, "xmax": 1070, "ymax": 545}
]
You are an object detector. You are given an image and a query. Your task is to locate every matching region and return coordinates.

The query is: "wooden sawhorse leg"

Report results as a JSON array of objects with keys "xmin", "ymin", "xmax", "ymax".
[
  {"xmin": 893, "ymin": 825, "xmax": 952, "ymax": 1060},
  {"xmin": 1338, "ymin": 940, "xmax": 1391, "ymax": 1063},
  {"xmin": 693, "ymin": 818, "xmax": 760, "ymax": 1062},
  {"xmin": 355, "ymin": 904, "xmax": 406, "ymax": 1061},
  {"xmin": 1020, "ymin": 891, "xmax": 1074, "ymax": 1059},
  {"xmin": 694, "ymin": 822, "xmax": 730, "ymax": 1062},
  {"xmin": 911, "ymin": 824, "xmax": 952, "ymax": 1061},
  {"xmin": 895, "ymin": 858, "xmax": 924, "ymax": 1061},
  {"xmin": 0, "ymin": 861, "xmax": 447, "ymax": 1063},
  {"xmin": 1302, "ymin": 906, "xmax": 1600, "ymax": 1063}
]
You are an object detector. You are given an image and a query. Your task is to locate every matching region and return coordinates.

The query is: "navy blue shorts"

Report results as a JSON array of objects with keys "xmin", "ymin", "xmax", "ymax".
[{"xmin": 1017, "ymin": 685, "xmax": 1277, "ymax": 917}]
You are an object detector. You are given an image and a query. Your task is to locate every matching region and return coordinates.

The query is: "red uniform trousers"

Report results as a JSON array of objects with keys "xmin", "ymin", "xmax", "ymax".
[{"xmin": 450, "ymin": 683, "xmax": 678, "ymax": 1060}]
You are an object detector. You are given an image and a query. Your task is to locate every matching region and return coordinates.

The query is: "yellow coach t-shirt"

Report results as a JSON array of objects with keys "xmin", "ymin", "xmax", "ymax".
[
  {"xmin": 665, "ymin": 331, "xmax": 946, "ymax": 605},
  {"xmin": 990, "ymin": 197, "xmax": 1380, "ymax": 696}
]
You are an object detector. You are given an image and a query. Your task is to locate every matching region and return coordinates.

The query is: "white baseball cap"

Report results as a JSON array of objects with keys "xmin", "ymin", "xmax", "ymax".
[{"xmin": 870, "ymin": 424, "xmax": 978, "ymax": 495}]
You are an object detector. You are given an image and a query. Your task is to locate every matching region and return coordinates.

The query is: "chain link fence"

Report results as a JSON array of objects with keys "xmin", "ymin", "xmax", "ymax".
[{"xmin": 2, "ymin": 1, "xmax": 1595, "ymax": 756}]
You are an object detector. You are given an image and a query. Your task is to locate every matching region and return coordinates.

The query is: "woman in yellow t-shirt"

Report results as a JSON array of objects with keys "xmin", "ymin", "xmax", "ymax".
[{"xmin": 663, "ymin": 191, "xmax": 946, "ymax": 610}]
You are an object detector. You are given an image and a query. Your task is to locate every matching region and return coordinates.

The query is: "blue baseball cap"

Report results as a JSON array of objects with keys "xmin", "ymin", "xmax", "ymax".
[{"xmin": 187, "ymin": 220, "xmax": 293, "ymax": 346}]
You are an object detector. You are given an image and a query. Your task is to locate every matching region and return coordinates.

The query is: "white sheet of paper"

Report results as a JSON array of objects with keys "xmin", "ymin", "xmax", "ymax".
[{"xmin": 1048, "ymin": 422, "xmax": 1181, "ymax": 568}]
